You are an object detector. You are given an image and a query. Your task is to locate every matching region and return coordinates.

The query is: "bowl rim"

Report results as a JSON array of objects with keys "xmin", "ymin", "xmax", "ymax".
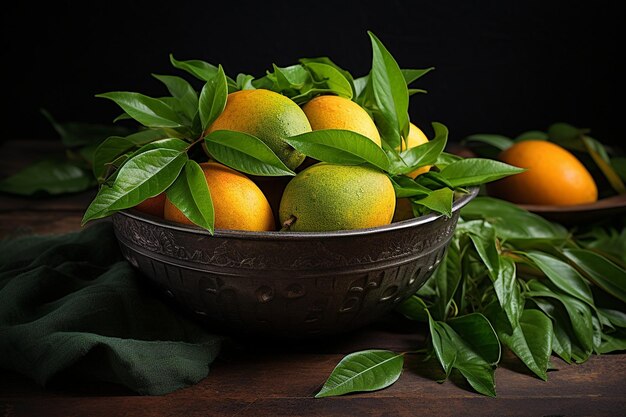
[{"xmin": 116, "ymin": 186, "xmax": 479, "ymax": 241}]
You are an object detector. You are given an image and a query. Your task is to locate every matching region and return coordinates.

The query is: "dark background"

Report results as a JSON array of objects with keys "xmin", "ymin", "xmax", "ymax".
[{"xmin": 2, "ymin": 1, "xmax": 623, "ymax": 145}]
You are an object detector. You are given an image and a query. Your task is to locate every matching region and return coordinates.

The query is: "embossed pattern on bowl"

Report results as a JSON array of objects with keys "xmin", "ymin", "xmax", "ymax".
[{"xmin": 112, "ymin": 187, "xmax": 478, "ymax": 338}]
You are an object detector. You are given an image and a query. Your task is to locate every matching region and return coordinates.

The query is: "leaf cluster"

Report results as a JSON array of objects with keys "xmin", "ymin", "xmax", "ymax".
[
  {"xmin": 75, "ymin": 32, "xmax": 523, "ymax": 233},
  {"xmin": 317, "ymin": 198, "xmax": 626, "ymax": 397}
]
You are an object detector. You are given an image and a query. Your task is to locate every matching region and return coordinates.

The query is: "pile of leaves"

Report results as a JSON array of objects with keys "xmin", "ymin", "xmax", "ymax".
[{"xmin": 317, "ymin": 197, "xmax": 626, "ymax": 397}]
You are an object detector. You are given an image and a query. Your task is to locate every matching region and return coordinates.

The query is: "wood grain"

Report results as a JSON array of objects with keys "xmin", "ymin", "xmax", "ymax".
[
  {"xmin": 2, "ymin": 354, "xmax": 625, "ymax": 416},
  {"xmin": 1, "ymin": 139, "xmax": 625, "ymax": 417}
]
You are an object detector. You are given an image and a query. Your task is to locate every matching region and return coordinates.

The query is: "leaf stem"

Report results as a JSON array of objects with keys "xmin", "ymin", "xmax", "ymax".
[
  {"xmin": 186, "ymin": 134, "xmax": 206, "ymax": 152},
  {"xmin": 281, "ymin": 215, "xmax": 297, "ymax": 231},
  {"xmin": 101, "ymin": 161, "xmax": 121, "ymax": 185},
  {"xmin": 400, "ymin": 349, "xmax": 429, "ymax": 355}
]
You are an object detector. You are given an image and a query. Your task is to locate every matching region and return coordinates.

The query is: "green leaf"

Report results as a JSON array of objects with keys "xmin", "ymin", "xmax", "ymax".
[
  {"xmin": 392, "ymin": 122, "xmax": 448, "ymax": 175},
  {"xmin": 276, "ymin": 59, "xmax": 357, "ymax": 104},
  {"xmin": 547, "ymin": 122, "xmax": 611, "ymax": 161},
  {"xmin": 592, "ymin": 314, "xmax": 603, "ymax": 351},
  {"xmin": 493, "ymin": 309, "xmax": 553, "ymax": 380},
  {"xmin": 611, "ymin": 157, "xmax": 626, "ymax": 181},
  {"xmin": 96, "ymin": 92, "xmax": 184, "ymax": 128},
  {"xmin": 576, "ymin": 226, "xmax": 626, "ymax": 266},
  {"xmin": 199, "ymin": 65, "xmax": 228, "ymax": 131},
  {"xmin": 102, "ymin": 138, "xmax": 188, "ymax": 184},
  {"xmin": 439, "ymin": 158, "xmax": 525, "ymax": 188},
  {"xmin": 599, "ymin": 308, "xmax": 626, "ymax": 328},
  {"xmin": 526, "ymin": 280, "xmax": 594, "ymax": 356},
  {"xmin": 152, "ymin": 74, "xmax": 199, "ymax": 120},
  {"xmin": 460, "ymin": 197, "xmax": 568, "ymax": 242},
  {"xmin": 82, "ymin": 149, "xmax": 187, "ymax": 223},
  {"xmin": 158, "ymin": 96, "xmax": 192, "ymax": 123},
  {"xmin": 134, "ymin": 138, "xmax": 189, "ymax": 153},
  {"xmin": 453, "ymin": 254, "xmax": 473, "ymax": 314},
  {"xmin": 462, "ymin": 134, "xmax": 513, "ymax": 150},
  {"xmin": 493, "ymin": 256, "xmax": 522, "ymax": 328},
  {"xmin": 448, "ymin": 313, "xmax": 501, "ymax": 365},
  {"xmin": 125, "ymin": 128, "xmax": 170, "ymax": 145},
  {"xmin": 515, "ymin": 130, "xmax": 549, "ymax": 141},
  {"xmin": 165, "ymin": 160, "xmax": 214, "ymax": 233},
  {"xmin": 401, "ymin": 68, "xmax": 434, "ymax": 86},
  {"xmin": 93, "ymin": 128, "xmax": 171, "ymax": 180},
  {"xmin": 597, "ymin": 329, "xmax": 626, "ymax": 353},
  {"xmin": 581, "ymin": 135, "xmax": 611, "ymax": 162},
  {"xmin": 315, "ymin": 350, "xmax": 403, "ymax": 398},
  {"xmin": 428, "ymin": 314, "xmax": 497, "ymax": 396},
  {"xmin": 169, "ymin": 54, "xmax": 219, "ymax": 82},
  {"xmin": 461, "ymin": 221, "xmax": 499, "ymax": 278},
  {"xmin": 407, "ymin": 88, "xmax": 427, "ymax": 96},
  {"xmin": 428, "ymin": 316, "xmax": 456, "ymax": 376},
  {"xmin": 395, "ymin": 295, "xmax": 429, "ymax": 322},
  {"xmin": 581, "ymin": 136, "xmax": 626, "ymax": 194},
  {"xmin": 271, "ymin": 64, "xmax": 311, "ymax": 91},
  {"xmin": 74, "ymin": 144, "xmax": 98, "ymax": 169},
  {"xmin": 452, "ymin": 361, "xmax": 497, "ymax": 397},
  {"xmin": 526, "ymin": 251, "xmax": 594, "ymax": 306},
  {"xmin": 300, "ymin": 57, "xmax": 355, "ymax": 94},
  {"xmin": 0, "ymin": 158, "xmax": 94, "ymax": 196},
  {"xmin": 235, "ymin": 73, "xmax": 256, "ymax": 90},
  {"xmin": 92, "ymin": 136, "xmax": 136, "ymax": 182},
  {"xmin": 304, "ymin": 62, "xmax": 353, "ymax": 98},
  {"xmin": 431, "ymin": 238, "xmax": 461, "ymax": 320},
  {"xmin": 112, "ymin": 113, "xmax": 133, "ymax": 123},
  {"xmin": 434, "ymin": 152, "xmax": 462, "ymax": 169},
  {"xmin": 41, "ymin": 109, "xmax": 133, "ymax": 148},
  {"xmin": 596, "ymin": 307, "xmax": 614, "ymax": 331},
  {"xmin": 417, "ymin": 270, "xmax": 438, "ymax": 298},
  {"xmin": 562, "ymin": 248, "xmax": 626, "ymax": 304},
  {"xmin": 390, "ymin": 175, "xmax": 431, "ymax": 198},
  {"xmin": 204, "ymin": 130, "xmax": 295, "ymax": 176},
  {"xmin": 415, "ymin": 171, "xmax": 454, "ymax": 189},
  {"xmin": 547, "ymin": 122, "xmax": 584, "ymax": 148},
  {"xmin": 356, "ymin": 74, "xmax": 378, "ymax": 112},
  {"xmin": 368, "ymin": 31, "xmax": 409, "ymax": 148},
  {"xmin": 461, "ymin": 134, "xmax": 513, "ymax": 159},
  {"xmin": 412, "ymin": 187, "xmax": 453, "ymax": 217},
  {"xmin": 250, "ymin": 74, "xmax": 275, "ymax": 90},
  {"xmin": 530, "ymin": 297, "xmax": 574, "ymax": 363},
  {"xmin": 140, "ymin": 137, "xmax": 188, "ymax": 151},
  {"xmin": 289, "ymin": 88, "xmax": 339, "ymax": 105},
  {"xmin": 285, "ymin": 129, "xmax": 390, "ymax": 171},
  {"xmin": 353, "ymin": 75, "xmax": 369, "ymax": 97}
]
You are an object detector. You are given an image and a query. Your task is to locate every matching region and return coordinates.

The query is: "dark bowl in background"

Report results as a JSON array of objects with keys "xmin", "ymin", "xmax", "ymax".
[{"xmin": 112, "ymin": 187, "xmax": 478, "ymax": 338}]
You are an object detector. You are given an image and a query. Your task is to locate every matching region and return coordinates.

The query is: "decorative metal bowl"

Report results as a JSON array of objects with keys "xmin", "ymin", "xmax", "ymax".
[{"xmin": 112, "ymin": 187, "xmax": 478, "ymax": 338}]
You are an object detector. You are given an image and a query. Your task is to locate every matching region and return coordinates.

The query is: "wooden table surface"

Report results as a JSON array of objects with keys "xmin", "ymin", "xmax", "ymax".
[{"xmin": 1, "ymin": 139, "xmax": 625, "ymax": 417}]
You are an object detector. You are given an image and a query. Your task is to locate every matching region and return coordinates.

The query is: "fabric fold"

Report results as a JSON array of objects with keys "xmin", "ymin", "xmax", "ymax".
[{"xmin": 0, "ymin": 222, "xmax": 221, "ymax": 395}]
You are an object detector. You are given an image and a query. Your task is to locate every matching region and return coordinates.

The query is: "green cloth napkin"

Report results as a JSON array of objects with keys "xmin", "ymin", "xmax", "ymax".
[{"xmin": 0, "ymin": 221, "xmax": 222, "ymax": 395}]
